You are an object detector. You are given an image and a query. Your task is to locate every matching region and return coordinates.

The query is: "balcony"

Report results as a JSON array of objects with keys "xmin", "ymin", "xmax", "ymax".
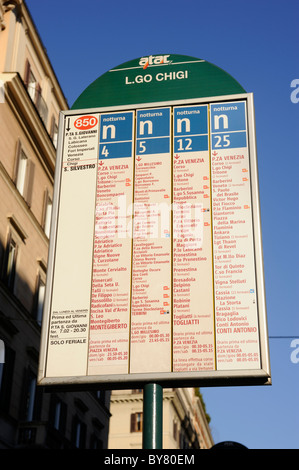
[
  {"xmin": 27, "ymin": 84, "xmax": 48, "ymax": 126},
  {"xmin": 17, "ymin": 422, "xmax": 47, "ymax": 448},
  {"xmin": 17, "ymin": 421, "xmax": 71, "ymax": 449}
]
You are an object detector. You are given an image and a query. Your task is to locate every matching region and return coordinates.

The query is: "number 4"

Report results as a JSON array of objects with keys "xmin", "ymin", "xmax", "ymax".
[{"xmin": 101, "ymin": 145, "xmax": 109, "ymax": 157}]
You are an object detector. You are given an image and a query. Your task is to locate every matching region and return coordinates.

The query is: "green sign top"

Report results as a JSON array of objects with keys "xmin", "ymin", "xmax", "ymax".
[{"xmin": 72, "ymin": 54, "xmax": 246, "ymax": 110}]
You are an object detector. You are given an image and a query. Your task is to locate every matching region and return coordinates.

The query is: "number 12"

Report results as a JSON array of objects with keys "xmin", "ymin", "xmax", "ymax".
[{"xmin": 177, "ymin": 138, "xmax": 192, "ymax": 151}]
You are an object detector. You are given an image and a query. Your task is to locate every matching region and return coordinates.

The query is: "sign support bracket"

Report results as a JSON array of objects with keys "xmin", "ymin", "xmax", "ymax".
[{"xmin": 142, "ymin": 383, "xmax": 163, "ymax": 449}]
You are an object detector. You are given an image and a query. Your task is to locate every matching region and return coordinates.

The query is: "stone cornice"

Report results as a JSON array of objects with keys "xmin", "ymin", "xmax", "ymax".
[
  {"xmin": 2, "ymin": 71, "xmax": 56, "ymax": 179},
  {"xmin": 18, "ymin": 1, "xmax": 68, "ymax": 109},
  {"xmin": 1, "ymin": 1, "xmax": 19, "ymax": 30}
]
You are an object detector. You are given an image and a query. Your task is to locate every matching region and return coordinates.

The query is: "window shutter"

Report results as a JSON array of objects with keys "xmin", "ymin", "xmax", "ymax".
[
  {"xmin": 13, "ymin": 139, "xmax": 21, "ymax": 183},
  {"xmin": 50, "ymin": 115, "xmax": 55, "ymax": 138},
  {"xmin": 35, "ymin": 82, "xmax": 41, "ymax": 107},
  {"xmin": 24, "ymin": 159, "xmax": 35, "ymax": 207},
  {"xmin": 130, "ymin": 413, "xmax": 136, "ymax": 432},
  {"xmin": 42, "ymin": 188, "xmax": 49, "ymax": 229},
  {"xmin": 24, "ymin": 59, "xmax": 31, "ymax": 87}
]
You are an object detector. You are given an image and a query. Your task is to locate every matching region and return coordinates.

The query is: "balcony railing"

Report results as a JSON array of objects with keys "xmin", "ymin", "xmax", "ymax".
[
  {"xmin": 17, "ymin": 422, "xmax": 46, "ymax": 447},
  {"xmin": 27, "ymin": 84, "xmax": 48, "ymax": 126}
]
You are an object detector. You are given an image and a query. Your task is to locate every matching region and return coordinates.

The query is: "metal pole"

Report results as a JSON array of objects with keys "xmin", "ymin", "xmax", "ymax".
[{"xmin": 142, "ymin": 383, "xmax": 163, "ymax": 449}]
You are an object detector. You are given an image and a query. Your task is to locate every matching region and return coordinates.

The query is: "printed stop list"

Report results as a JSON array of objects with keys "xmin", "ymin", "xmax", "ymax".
[
  {"xmin": 45, "ymin": 99, "xmax": 262, "ymax": 380},
  {"xmin": 172, "ymin": 105, "xmax": 215, "ymax": 372}
]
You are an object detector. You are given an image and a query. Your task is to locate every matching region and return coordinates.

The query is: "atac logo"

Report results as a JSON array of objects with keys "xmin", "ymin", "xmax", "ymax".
[{"xmin": 139, "ymin": 55, "xmax": 171, "ymax": 69}]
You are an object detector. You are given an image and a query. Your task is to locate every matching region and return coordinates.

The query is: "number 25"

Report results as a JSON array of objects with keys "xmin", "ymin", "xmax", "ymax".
[{"xmin": 214, "ymin": 134, "xmax": 230, "ymax": 148}]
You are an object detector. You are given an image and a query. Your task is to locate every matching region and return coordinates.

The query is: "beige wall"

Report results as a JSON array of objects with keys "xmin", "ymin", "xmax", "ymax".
[
  {"xmin": 108, "ymin": 388, "xmax": 214, "ymax": 449},
  {"xmin": 0, "ymin": 0, "xmax": 110, "ymax": 449},
  {"xmin": 0, "ymin": 1, "xmax": 110, "ymax": 449},
  {"xmin": 0, "ymin": 4, "xmax": 65, "ymax": 134},
  {"xmin": 0, "ymin": 1, "xmax": 67, "ymax": 314}
]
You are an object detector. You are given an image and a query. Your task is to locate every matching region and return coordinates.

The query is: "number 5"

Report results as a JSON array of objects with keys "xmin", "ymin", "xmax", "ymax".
[
  {"xmin": 223, "ymin": 135, "xmax": 230, "ymax": 147},
  {"xmin": 139, "ymin": 141, "xmax": 146, "ymax": 153}
]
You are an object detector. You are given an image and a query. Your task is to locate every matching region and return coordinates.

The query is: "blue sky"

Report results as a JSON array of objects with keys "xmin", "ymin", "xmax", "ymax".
[{"xmin": 26, "ymin": 0, "xmax": 298, "ymax": 449}]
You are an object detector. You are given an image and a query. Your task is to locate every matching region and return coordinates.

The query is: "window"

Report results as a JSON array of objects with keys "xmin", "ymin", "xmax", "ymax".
[
  {"xmin": 90, "ymin": 434, "xmax": 103, "ymax": 449},
  {"xmin": 72, "ymin": 417, "xmax": 86, "ymax": 449},
  {"xmin": 27, "ymin": 69, "xmax": 38, "ymax": 102},
  {"xmin": 15, "ymin": 149, "xmax": 27, "ymax": 196},
  {"xmin": 95, "ymin": 390, "xmax": 106, "ymax": 403},
  {"xmin": 0, "ymin": 363, "xmax": 3, "ymax": 397},
  {"xmin": 130, "ymin": 412, "xmax": 143, "ymax": 432},
  {"xmin": 0, "ymin": 345, "xmax": 15, "ymax": 413},
  {"xmin": 3, "ymin": 218, "xmax": 27, "ymax": 293},
  {"xmin": 24, "ymin": 60, "xmax": 40, "ymax": 107},
  {"xmin": 173, "ymin": 420, "xmax": 179, "ymax": 444},
  {"xmin": 14, "ymin": 142, "xmax": 35, "ymax": 206},
  {"xmin": 43, "ymin": 190, "xmax": 52, "ymax": 238},
  {"xmin": 5, "ymin": 237, "xmax": 17, "ymax": 289},
  {"xmin": 54, "ymin": 401, "xmax": 65, "ymax": 432},
  {"xmin": 0, "ymin": 341, "xmax": 5, "ymax": 396},
  {"xmin": 34, "ymin": 260, "xmax": 47, "ymax": 325},
  {"xmin": 52, "ymin": 123, "xmax": 58, "ymax": 147},
  {"xmin": 50, "ymin": 116, "xmax": 58, "ymax": 148},
  {"xmin": 24, "ymin": 60, "xmax": 48, "ymax": 124},
  {"xmin": 25, "ymin": 374, "xmax": 36, "ymax": 422},
  {"xmin": 49, "ymin": 395, "xmax": 67, "ymax": 434},
  {"xmin": 22, "ymin": 369, "xmax": 42, "ymax": 422},
  {"xmin": 53, "ymin": 400, "xmax": 61, "ymax": 430},
  {"xmin": 75, "ymin": 421, "xmax": 81, "ymax": 448},
  {"xmin": 36, "ymin": 278, "xmax": 45, "ymax": 325}
]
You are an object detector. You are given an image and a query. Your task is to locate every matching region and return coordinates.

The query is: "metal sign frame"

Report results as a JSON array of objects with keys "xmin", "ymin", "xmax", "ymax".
[{"xmin": 38, "ymin": 93, "xmax": 271, "ymax": 389}]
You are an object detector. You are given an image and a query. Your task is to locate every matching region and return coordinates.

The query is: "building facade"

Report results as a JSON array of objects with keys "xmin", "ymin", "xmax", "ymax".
[
  {"xmin": 108, "ymin": 388, "xmax": 213, "ymax": 449},
  {"xmin": 0, "ymin": 0, "xmax": 110, "ymax": 448}
]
